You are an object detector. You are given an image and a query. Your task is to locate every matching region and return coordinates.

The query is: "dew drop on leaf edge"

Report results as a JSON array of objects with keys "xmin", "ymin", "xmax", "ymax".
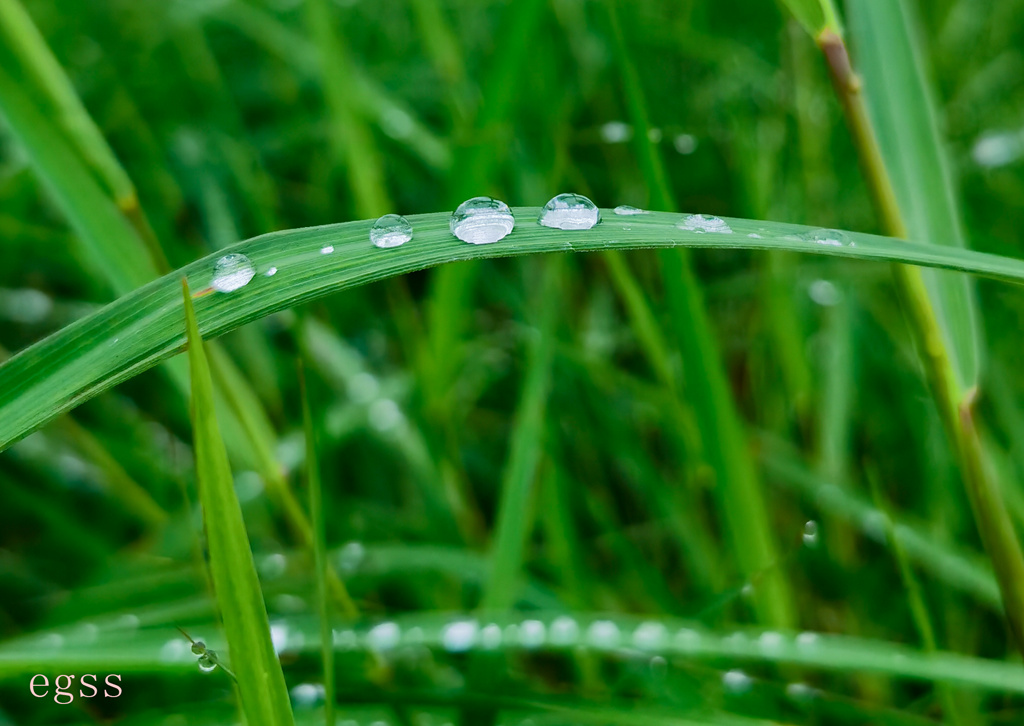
[
  {"xmin": 370, "ymin": 213, "xmax": 413, "ymax": 249},
  {"xmin": 450, "ymin": 196, "xmax": 515, "ymax": 245},
  {"xmin": 539, "ymin": 193, "xmax": 601, "ymax": 230},
  {"xmin": 211, "ymin": 253, "xmax": 255, "ymax": 293}
]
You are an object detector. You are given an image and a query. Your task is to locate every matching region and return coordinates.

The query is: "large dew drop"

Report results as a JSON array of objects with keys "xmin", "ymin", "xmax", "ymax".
[
  {"xmin": 800, "ymin": 228, "xmax": 849, "ymax": 247},
  {"xmin": 370, "ymin": 214, "xmax": 413, "ymax": 249},
  {"xmin": 212, "ymin": 253, "xmax": 255, "ymax": 292},
  {"xmin": 539, "ymin": 193, "xmax": 601, "ymax": 230},
  {"xmin": 450, "ymin": 196, "xmax": 515, "ymax": 244},
  {"xmin": 678, "ymin": 214, "xmax": 732, "ymax": 234}
]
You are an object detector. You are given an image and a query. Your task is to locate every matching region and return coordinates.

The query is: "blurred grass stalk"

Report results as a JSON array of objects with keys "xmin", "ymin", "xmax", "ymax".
[
  {"xmin": 183, "ymin": 279, "xmax": 295, "ymax": 726},
  {"xmin": 608, "ymin": 0, "xmax": 794, "ymax": 627},
  {"xmin": 781, "ymin": 0, "xmax": 1024, "ymax": 655}
]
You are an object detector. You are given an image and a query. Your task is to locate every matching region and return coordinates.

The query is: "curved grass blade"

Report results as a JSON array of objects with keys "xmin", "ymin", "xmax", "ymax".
[
  {"xmin": 4, "ymin": 611, "xmax": 1024, "ymax": 695},
  {"xmin": 182, "ymin": 279, "xmax": 294, "ymax": 726},
  {"xmin": 1, "ymin": 211, "xmax": 1024, "ymax": 453}
]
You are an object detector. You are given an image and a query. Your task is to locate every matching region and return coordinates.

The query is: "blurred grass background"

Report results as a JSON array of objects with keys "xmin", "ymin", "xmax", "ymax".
[{"xmin": 1, "ymin": 0, "xmax": 1024, "ymax": 723}]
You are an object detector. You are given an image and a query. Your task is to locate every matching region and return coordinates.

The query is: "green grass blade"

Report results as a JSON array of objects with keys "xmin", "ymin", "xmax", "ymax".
[
  {"xmin": 7, "ymin": 611, "xmax": 1024, "ymax": 696},
  {"xmin": 300, "ymin": 363, "xmax": 335, "ymax": 726},
  {"xmin": 304, "ymin": 0, "xmax": 391, "ymax": 218},
  {"xmin": 182, "ymin": 279, "xmax": 295, "ymax": 726},
  {"xmin": 479, "ymin": 256, "xmax": 561, "ymax": 611},
  {"xmin": 846, "ymin": 0, "xmax": 982, "ymax": 394},
  {"xmin": 0, "ymin": 62, "xmax": 158, "ymax": 296},
  {"xmin": 1, "ymin": 211, "xmax": 1024, "ymax": 453},
  {"xmin": 608, "ymin": 0, "xmax": 793, "ymax": 626}
]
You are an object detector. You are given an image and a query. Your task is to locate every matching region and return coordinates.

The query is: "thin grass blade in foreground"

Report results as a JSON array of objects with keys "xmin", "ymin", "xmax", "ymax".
[
  {"xmin": 182, "ymin": 279, "xmax": 295, "ymax": 726},
  {"xmin": 301, "ymin": 363, "xmax": 336, "ymax": 726},
  {"xmin": 2, "ymin": 212, "xmax": 1024, "ymax": 453}
]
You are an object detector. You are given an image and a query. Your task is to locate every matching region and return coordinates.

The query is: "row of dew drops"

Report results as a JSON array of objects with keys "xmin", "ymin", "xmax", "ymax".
[{"xmin": 210, "ymin": 193, "xmax": 855, "ymax": 293}]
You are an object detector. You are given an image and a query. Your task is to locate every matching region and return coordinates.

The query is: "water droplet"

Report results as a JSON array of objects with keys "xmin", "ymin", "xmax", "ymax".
[
  {"xmin": 758, "ymin": 631, "xmax": 784, "ymax": 653},
  {"xmin": 320, "ymin": 244, "xmax": 335, "ymax": 254},
  {"xmin": 613, "ymin": 205, "xmax": 648, "ymax": 216},
  {"xmin": 801, "ymin": 228, "xmax": 848, "ymax": 247},
  {"xmin": 450, "ymin": 196, "xmax": 515, "ymax": 245},
  {"xmin": 678, "ymin": 214, "xmax": 732, "ymax": 234},
  {"xmin": 539, "ymin": 193, "xmax": 601, "ymax": 231},
  {"xmin": 191, "ymin": 641, "xmax": 206, "ymax": 656},
  {"xmin": 370, "ymin": 214, "xmax": 413, "ymax": 249},
  {"xmin": 741, "ymin": 582, "xmax": 755, "ymax": 598},
  {"xmin": 197, "ymin": 654, "xmax": 217, "ymax": 673},
  {"xmin": 442, "ymin": 620, "xmax": 478, "ymax": 653},
  {"xmin": 786, "ymin": 682, "xmax": 817, "ymax": 702},
  {"xmin": 212, "ymin": 253, "xmax": 255, "ymax": 292},
  {"xmin": 117, "ymin": 614, "xmax": 140, "ymax": 630},
  {"xmin": 480, "ymin": 623, "xmax": 502, "ymax": 649},
  {"xmin": 264, "ymin": 266, "xmax": 278, "ymax": 277},
  {"xmin": 649, "ymin": 655, "xmax": 668, "ymax": 678},
  {"xmin": 585, "ymin": 620, "xmax": 620, "ymax": 648},
  {"xmin": 518, "ymin": 619, "xmax": 546, "ymax": 649},
  {"xmin": 673, "ymin": 133, "xmax": 697, "ymax": 155},
  {"xmin": 675, "ymin": 628, "xmax": 701, "ymax": 650},
  {"xmin": 796, "ymin": 631, "xmax": 820, "ymax": 649},
  {"xmin": 972, "ymin": 130, "xmax": 1024, "ymax": 168},
  {"xmin": 809, "ymin": 280, "xmax": 841, "ymax": 307},
  {"xmin": 367, "ymin": 622, "xmax": 401, "ymax": 651},
  {"xmin": 600, "ymin": 121, "xmax": 632, "ymax": 144},
  {"xmin": 747, "ymin": 232, "xmax": 762, "ymax": 239},
  {"xmin": 271, "ymin": 623, "xmax": 289, "ymax": 654},
  {"xmin": 368, "ymin": 399, "xmax": 403, "ymax": 432},
  {"xmin": 548, "ymin": 616, "xmax": 579, "ymax": 646},
  {"xmin": 722, "ymin": 669, "xmax": 752, "ymax": 694},
  {"xmin": 333, "ymin": 628, "xmax": 358, "ymax": 650},
  {"xmin": 259, "ymin": 552, "xmax": 287, "ymax": 579},
  {"xmin": 803, "ymin": 520, "xmax": 820, "ymax": 547},
  {"xmin": 291, "ymin": 682, "xmax": 326, "ymax": 707},
  {"xmin": 38, "ymin": 633, "xmax": 64, "ymax": 649},
  {"xmin": 337, "ymin": 541, "xmax": 365, "ymax": 574},
  {"xmin": 724, "ymin": 632, "xmax": 749, "ymax": 652},
  {"xmin": 159, "ymin": 638, "xmax": 190, "ymax": 662},
  {"xmin": 631, "ymin": 621, "xmax": 667, "ymax": 650}
]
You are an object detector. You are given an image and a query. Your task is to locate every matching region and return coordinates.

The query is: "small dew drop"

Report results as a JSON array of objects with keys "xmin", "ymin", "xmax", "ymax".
[
  {"xmin": 442, "ymin": 620, "xmax": 478, "ymax": 653},
  {"xmin": 673, "ymin": 133, "xmax": 697, "ymax": 155},
  {"xmin": 758, "ymin": 631, "xmax": 785, "ymax": 653},
  {"xmin": 809, "ymin": 280, "xmax": 842, "ymax": 307},
  {"xmin": 450, "ymin": 196, "xmax": 515, "ymax": 245},
  {"xmin": 518, "ymin": 619, "xmax": 546, "ymax": 649},
  {"xmin": 212, "ymin": 253, "xmax": 256, "ymax": 293},
  {"xmin": 585, "ymin": 620, "xmax": 620, "ymax": 648},
  {"xmin": 786, "ymin": 682, "xmax": 817, "ymax": 702},
  {"xmin": 631, "ymin": 621, "xmax": 668, "ymax": 650},
  {"xmin": 723, "ymin": 669, "xmax": 753, "ymax": 694},
  {"xmin": 264, "ymin": 266, "xmax": 278, "ymax": 277},
  {"xmin": 370, "ymin": 214, "xmax": 413, "ymax": 249},
  {"xmin": 796, "ymin": 631, "xmax": 820, "ymax": 649},
  {"xmin": 480, "ymin": 623, "xmax": 503, "ymax": 649},
  {"xmin": 801, "ymin": 228, "xmax": 849, "ymax": 247},
  {"xmin": 336, "ymin": 541, "xmax": 366, "ymax": 573},
  {"xmin": 367, "ymin": 622, "xmax": 401, "ymax": 651},
  {"xmin": 747, "ymin": 233, "xmax": 762, "ymax": 239},
  {"xmin": 600, "ymin": 121, "xmax": 632, "ymax": 144},
  {"xmin": 803, "ymin": 520, "xmax": 820, "ymax": 547},
  {"xmin": 675, "ymin": 628, "xmax": 701, "ymax": 650},
  {"xmin": 548, "ymin": 616, "xmax": 580, "ymax": 646},
  {"xmin": 259, "ymin": 552, "xmax": 287, "ymax": 579},
  {"xmin": 197, "ymin": 654, "xmax": 217, "ymax": 673},
  {"xmin": 320, "ymin": 244, "xmax": 335, "ymax": 255},
  {"xmin": 291, "ymin": 683, "xmax": 326, "ymax": 707},
  {"xmin": 613, "ymin": 205, "xmax": 649, "ymax": 216},
  {"xmin": 159, "ymin": 639, "xmax": 189, "ymax": 662},
  {"xmin": 539, "ymin": 193, "xmax": 601, "ymax": 231},
  {"xmin": 678, "ymin": 214, "xmax": 732, "ymax": 234}
]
